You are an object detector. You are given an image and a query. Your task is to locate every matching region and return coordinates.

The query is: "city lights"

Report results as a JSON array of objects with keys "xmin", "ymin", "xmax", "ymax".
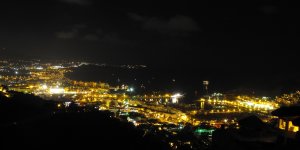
[
  {"xmin": 0, "ymin": 59, "xmax": 291, "ymax": 146},
  {"xmin": 127, "ymin": 87, "xmax": 134, "ymax": 92},
  {"xmin": 171, "ymin": 93, "xmax": 183, "ymax": 104},
  {"xmin": 41, "ymin": 84, "xmax": 48, "ymax": 90},
  {"xmin": 0, "ymin": 1, "xmax": 296, "ymax": 149},
  {"xmin": 50, "ymin": 88, "xmax": 65, "ymax": 94}
]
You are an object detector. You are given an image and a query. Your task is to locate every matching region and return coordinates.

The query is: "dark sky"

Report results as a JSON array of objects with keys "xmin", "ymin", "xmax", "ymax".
[{"xmin": 0, "ymin": 0, "xmax": 299, "ymax": 94}]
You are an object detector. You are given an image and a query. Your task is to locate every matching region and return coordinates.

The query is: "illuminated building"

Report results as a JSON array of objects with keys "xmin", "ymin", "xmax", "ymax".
[
  {"xmin": 200, "ymin": 99, "xmax": 205, "ymax": 110},
  {"xmin": 171, "ymin": 93, "xmax": 183, "ymax": 104},
  {"xmin": 272, "ymin": 106, "xmax": 300, "ymax": 138},
  {"xmin": 0, "ymin": 85, "xmax": 8, "ymax": 93},
  {"xmin": 203, "ymin": 81, "xmax": 209, "ymax": 95}
]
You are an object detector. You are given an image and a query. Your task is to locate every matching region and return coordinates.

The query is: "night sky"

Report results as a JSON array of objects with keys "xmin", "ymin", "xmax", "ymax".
[{"xmin": 0, "ymin": 1, "xmax": 299, "ymax": 95}]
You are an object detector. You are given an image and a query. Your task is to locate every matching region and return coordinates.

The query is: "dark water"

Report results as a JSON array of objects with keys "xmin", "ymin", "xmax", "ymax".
[{"xmin": 66, "ymin": 65, "xmax": 300, "ymax": 101}]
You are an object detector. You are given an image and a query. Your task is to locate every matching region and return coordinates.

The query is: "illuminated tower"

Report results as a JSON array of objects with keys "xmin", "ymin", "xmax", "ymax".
[{"xmin": 203, "ymin": 80, "xmax": 209, "ymax": 95}]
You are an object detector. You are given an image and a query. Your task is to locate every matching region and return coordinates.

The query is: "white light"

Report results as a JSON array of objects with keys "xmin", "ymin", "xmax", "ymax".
[
  {"xmin": 36, "ymin": 67, "xmax": 43, "ymax": 70},
  {"xmin": 171, "ymin": 93, "xmax": 183, "ymax": 98},
  {"xmin": 50, "ymin": 88, "xmax": 65, "ymax": 94},
  {"xmin": 245, "ymin": 102, "xmax": 254, "ymax": 106},
  {"xmin": 15, "ymin": 71, "xmax": 19, "ymax": 75},
  {"xmin": 171, "ymin": 93, "xmax": 183, "ymax": 104},
  {"xmin": 42, "ymin": 84, "xmax": 48, "ymax": 90},
  {"xmin": 172, "ymin": 97, "xmax": 178, "ymax": 103},
  {"xmin": 127, "ymin": 87, "xmax": 134, "ymax": 92},
  {"xmin": 64, "ymin": 102, "xmax": 71, "ymax": 107},
  {"xmin": 52, "ymin": 66, "xmax": 64, "ymax": 69}
]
